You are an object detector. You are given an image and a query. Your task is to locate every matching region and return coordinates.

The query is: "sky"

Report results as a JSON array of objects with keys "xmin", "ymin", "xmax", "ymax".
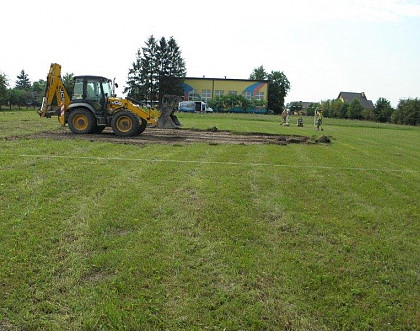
[{"xmin": 1, "ymin": 0, "xmax": 420, "ymax": 107}]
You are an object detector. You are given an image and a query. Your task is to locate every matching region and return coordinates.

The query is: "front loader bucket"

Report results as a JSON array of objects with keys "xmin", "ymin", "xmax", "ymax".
[
  {"xmin": 157, "ymin": 108, "xmax": 181, "ymax": 129},
  {"xmin": 157, "ymin": 94, "xmax": 183, "ymax": 129}
]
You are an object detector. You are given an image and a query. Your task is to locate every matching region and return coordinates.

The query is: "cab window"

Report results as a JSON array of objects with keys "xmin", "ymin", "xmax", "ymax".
[
  {"xmin": 102, "ymin": 80, "xmax": 112, "ymax": 97},
  {"xmin": 72, "ymin": 79, "xmax": 83, "ymax": 100},
  {"xmin": 86, "ymin": 80, "xmax": 102, "ymax": 100}
]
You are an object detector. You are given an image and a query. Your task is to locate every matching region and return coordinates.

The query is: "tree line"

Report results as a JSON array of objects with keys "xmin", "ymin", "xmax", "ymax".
[
  {"xmin": 0, "ymin": 70, "xmax": 74, "ymax": 110},
  {"xmin": 290, "ymin": 97, "xmax": 420, "ymax": 126}
]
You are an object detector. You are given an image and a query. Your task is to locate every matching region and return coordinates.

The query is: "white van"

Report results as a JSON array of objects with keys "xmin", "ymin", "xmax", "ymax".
[{"xmin": 179, "ymin": 101, "xmax": 213, "ymax": 113}]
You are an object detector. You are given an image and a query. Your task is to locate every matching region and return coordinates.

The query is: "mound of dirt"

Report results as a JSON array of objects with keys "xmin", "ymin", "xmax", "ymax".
[
  {"xmin": 10, "ymin": 127, "xmax": 329, "ymax": 146},
  {"xmin": 315, "ymin": 135, "xmax": 331, "ymax": 143}
]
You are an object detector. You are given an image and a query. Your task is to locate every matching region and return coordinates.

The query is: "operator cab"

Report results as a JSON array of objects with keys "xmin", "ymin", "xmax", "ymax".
[{"xmin": 72, "ymin": 76, "xmax": 113, "ymax": 113}]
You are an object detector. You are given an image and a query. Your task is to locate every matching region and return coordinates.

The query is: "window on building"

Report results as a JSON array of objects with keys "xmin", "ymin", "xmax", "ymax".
[
  {"xmin": 229, "ymin": 91, "xmax": 237, "ymax": 95},
  {"xmin": 242, "ymin": 91, "xmax": 252, "ymax": 100},
  {"xmin": 255, "ymin": 92, "xmax": 264, "ymax": 101},
  {"xmin": 202, "ymin": 89, "xmax": 211, "ymax": 101},
  {"xmin": 188, "ymin": 89, "xmax": 199, "ymax": 100},
  {"xmin": 215, "ymin": 90, "xmax": 224, "ymax": 97}
]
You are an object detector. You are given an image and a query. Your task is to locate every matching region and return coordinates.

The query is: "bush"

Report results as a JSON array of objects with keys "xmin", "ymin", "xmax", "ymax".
[
  {"xmin": 362, "ymin": 109, "xmax": 375, "ymax": 121},
  {"xmin": 207, "ymin": 95, "xmax": 267, "ymax": 113}
]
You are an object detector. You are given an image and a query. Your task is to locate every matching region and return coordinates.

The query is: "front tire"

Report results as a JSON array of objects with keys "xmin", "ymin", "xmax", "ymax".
[
  {"xmin": 68, "ymin": 109, "xmax": 96, "ymax": 134},
  {"xmin": 111, "ymin": 111, "xmax": 141, "ymax": 137}
]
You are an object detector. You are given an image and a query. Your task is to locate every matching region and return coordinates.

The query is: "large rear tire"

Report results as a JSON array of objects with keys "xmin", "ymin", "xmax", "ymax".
[
  {"xmin": 68, "ymin": 109, "xmax": 97, "ymax": 134},
  {"xmin": 138, "ymin": 118, "xmax": 147, "ymax": 134},
  {"xmin": 111, "ymin": 111, "xmax": 141, "ymax": 137}
]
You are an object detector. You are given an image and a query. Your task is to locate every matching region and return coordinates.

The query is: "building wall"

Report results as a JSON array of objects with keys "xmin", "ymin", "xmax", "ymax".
[{"xmin": 183, "ymin": 78, "xmax": 268, "ymax": 103}]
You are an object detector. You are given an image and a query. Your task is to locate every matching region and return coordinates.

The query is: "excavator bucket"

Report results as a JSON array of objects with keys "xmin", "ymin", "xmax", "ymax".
[
  {"xmin": 157, "ymin": 95, "xmax": 182, "ymax": 129},
  {"xmin": 157, "ymin": 108, "xmax": 181, "ymax": 128}
]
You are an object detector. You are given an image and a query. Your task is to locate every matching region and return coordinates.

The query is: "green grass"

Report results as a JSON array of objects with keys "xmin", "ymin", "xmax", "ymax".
[
  {"xmin": 0, "ymin": 110, "xmax": 63, "ymax": 138},
  {"xmin": 0, "ymin": 110, "xmax": 419, "ymax": 329}
]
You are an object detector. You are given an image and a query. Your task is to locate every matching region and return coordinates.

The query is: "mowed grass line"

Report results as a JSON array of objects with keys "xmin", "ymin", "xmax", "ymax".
[{"xmin": 0, "ymin": 111, "xmax": 419, "ymax": 329}]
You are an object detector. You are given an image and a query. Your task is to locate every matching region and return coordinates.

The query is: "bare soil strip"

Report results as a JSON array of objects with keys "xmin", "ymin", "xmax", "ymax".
[{"xmin": 7, "ymin": 127, "xmax": 326, "ymax": 145}]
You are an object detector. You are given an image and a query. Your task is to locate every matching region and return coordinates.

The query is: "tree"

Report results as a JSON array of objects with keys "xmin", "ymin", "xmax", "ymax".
[
  {"xmin": 9, "ymin": 88, "xmax": 29, "ymax": 109},
  {"xmin": 331, "ymin": 99, "xmax": 348, "ymax": 118},
  {"xmin": 32, "ymin": 79, "xmax": 45, "ymax": 95},
  {"xmin": 320, "ymin": 100, "xmax": 332, "ymax": 117},
  {"xmin": 125, "ymin": 49, "xmax": 149, "ymax": 102},
  {"xmin": 374, "ymin": 97, "xmax": 393, "ymax": 123},
  {"xmin": 32, "ymin": 79, "xmax": 46, "ymax": 107},
  {"xmin": 319, "ymin": 99, "xmax": 346, "ymax": 118},
  {"xmin": 249, "ymin": 67, "xmax": 291, "ymax": 114},
  {"xmin": 249, "ymin": 65, "xmax": 268, "ymax": 80},
  {"xmin": 157, "ymin": 36, "xmax": 186, "ymax": 103},
  {"xmin": 62, "ymin": 73, "xmax": 75, "ymax": 98},
  {"xmin": 362, "ymin": 108, "xmax": 375, "ymax": 121},
  {"xmin": 347, "ymin": 99, "xmax": 363, "ymax": 119},
  {"xmin": 125, "ymin": 35, "xmax": 186, "ymax": 107},
  {"xmin": 267, "ymin": 71, "xmax": 290, "ymax": 114},
  {"xmin": 0, "ymin": 73, "xmax": 9, "ymax": 110},
  {"xmin": 392, "ymin": 98, "xmax": 420, "ymax": 126},
  {"xmin": 340, "ymin": 103, "xmax": 349, "ymax": 119},
  {"xmin": 289, "ymin": 101, "xmax": 303, "ymax": 113},
  {"xmin": 306, "ymin": 103, "xmax": 319, "ymax": 116},
  {"xmin": 141, "ymin": 35, "xmax": 159, "ymax": 105},
  {"xmin": 15, "ymin": 70, "xmax": 31, "ymax": 90}
]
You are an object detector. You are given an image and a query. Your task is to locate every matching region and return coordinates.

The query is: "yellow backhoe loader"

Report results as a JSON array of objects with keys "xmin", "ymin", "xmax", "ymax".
[{"xmin": 38, "ymin": 63, "xmax": 181, "ymax": 136}]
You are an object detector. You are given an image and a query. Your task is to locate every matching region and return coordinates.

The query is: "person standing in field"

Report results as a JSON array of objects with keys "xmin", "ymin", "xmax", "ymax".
[
  {"xmin": 281, "ymin": 108, "xmax": 287, "ymax": 125},
  {"xmin": 316, "ymin": 108, "xmax": 324, "ymax": 131}
]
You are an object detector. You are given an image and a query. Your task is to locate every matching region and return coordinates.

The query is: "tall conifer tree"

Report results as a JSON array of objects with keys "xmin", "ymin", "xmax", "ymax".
[
  {"xmin": 15, "ymin": 70, "xmax": 31, "ymax": 90},
  {"xmin": 125, "ymin": 35, "xmax": 186, "ymax": 106}
]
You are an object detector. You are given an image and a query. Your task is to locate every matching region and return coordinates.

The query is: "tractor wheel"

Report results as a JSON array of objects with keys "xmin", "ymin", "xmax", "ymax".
[
  {"xmin": 138, "ymin": 118, "xmax": 147, "ymax": 134},
  {"xmin": 68, "ymin": 109, "xmax": 96, "ymax": 134},
  {"xmin": 111, "ymin": 111, "xmax": 141, "ymax": 137}
]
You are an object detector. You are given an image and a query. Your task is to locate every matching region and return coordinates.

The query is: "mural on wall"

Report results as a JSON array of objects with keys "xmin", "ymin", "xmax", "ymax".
[
  {"xmin": 183, "ymin": 82, "xmax": 267, "ymax": 100},
  {"xmin": 243, "ymin": 82, "xmax": 267, "ymax": 97},
  {"xmin": 183, "ymin": 83, "xmax": 200, "ymax": 100}
]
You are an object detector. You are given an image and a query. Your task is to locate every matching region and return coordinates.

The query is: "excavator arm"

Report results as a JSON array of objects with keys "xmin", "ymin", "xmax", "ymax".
[{"xmin": 38, "ymin": 63, "xmax": 71, "ymax": 125}]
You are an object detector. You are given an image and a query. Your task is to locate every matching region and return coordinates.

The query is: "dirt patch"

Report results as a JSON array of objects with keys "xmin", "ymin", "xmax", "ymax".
[
  {"xmin": 8, "ymin": 127, "xmax": 328, "ymax": 146},
  {"xmin": 0, "ymin": 320, "xmax": 14, "ymax": 330},
  {"xmin": 315, "ymin": 135, "xmax": 331, "ymax": 143}
]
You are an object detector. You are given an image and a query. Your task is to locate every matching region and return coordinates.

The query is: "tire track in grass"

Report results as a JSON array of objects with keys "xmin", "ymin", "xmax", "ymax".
[{"xmin": 2, "ymin": 153, "xmax": 419, "ymax": 174}]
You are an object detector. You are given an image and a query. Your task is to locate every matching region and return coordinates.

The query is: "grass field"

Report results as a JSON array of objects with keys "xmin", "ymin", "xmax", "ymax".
[{"xmin": 0, "ymin": 110, "xmax": 419, "ymax": 330}]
